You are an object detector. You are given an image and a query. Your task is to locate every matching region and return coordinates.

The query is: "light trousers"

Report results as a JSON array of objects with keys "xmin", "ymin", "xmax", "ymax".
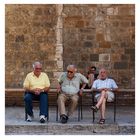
[{"xmin": 57, "ymin": 93, "xmax": 79, "ymax": 116}]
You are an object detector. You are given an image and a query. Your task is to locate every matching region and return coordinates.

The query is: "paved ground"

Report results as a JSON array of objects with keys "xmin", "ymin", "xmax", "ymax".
[{"xmin": 5, "ymin": 106, "xmax": 135, "ymax": 135}]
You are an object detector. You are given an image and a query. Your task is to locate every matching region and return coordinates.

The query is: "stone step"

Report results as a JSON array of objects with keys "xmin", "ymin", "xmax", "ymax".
[
  {"xmin": 5, "ymin": 106, "xmax": 135, "ymax": 135},
  {"xmin": 5, "ymin": 123, "xmax": 134, "ymax": 135}
]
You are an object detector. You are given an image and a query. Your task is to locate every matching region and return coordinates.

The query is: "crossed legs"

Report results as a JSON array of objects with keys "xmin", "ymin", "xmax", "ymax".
[{"xmin": 92, "ymin": 90, "xmax": 108, "ymax": 123}]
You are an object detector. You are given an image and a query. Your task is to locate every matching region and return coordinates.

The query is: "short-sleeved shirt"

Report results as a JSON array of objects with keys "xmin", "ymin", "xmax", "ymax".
[
  {"xmin": 92, "ymin": 78, "xmax": 118, "ymax": 89},
  {"xmin": 58, "ymin": 72, "xmax": 88, "ymax": 94},
  {"xmin": 23, "ymin": 72, "xmax": 50, "ymax": 90}
]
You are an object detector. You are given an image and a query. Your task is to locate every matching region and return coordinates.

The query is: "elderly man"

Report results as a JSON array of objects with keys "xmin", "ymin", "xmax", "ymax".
[
  {"xmin": 23, "ymin": 61, "xmax": 50, "ymax": 123},
  {"xmin": 91, "ymin": 68, "xmax": 118, "ymax": 124},
  {"xmin": 57, "ymin": 65, "xmax": 88, "ymax": 123}
]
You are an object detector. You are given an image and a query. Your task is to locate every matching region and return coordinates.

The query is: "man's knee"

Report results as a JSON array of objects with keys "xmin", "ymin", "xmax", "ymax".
[
  {"xmin": 40, "ymin": 92, "xmax": 48, "ymax": 98},
  {"xmin": 107, "ymin": 92, "xmax": 114, "ymax": 102},
  {"xmin": 71, "ymin": 95, "xmax": 79, "ymax": 103},
  {"xmin": 101, "ymin": 91, "xmax": 106, "ymax": 97},
  {"xmin": 57, "ymin": 94, "xmax": 66, "ymax": 103},
  {"xmin": 24, "ymin": 93, "xmax": 32, "ymax": 102}
]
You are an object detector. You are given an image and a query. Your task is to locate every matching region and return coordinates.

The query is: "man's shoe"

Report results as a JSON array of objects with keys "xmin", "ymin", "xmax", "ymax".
[
  {"xmin": 26, "ymin": 114, "xmax": 33, "ymax": 122},
  {"xmin": 40, "ymin": 115, "xmax": 46, "ymax": 123},
  {"xmin": 60, "ymin": 114, "xmax": 68, "ymax": 124}
]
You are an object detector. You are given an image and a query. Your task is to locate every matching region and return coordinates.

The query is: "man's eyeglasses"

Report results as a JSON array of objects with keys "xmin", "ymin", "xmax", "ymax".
[{"xmin": 67, "ymin": 70, "xmax": 73, "ymax": 74}]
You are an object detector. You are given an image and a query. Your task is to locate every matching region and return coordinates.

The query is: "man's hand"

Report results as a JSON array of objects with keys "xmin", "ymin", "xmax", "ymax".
[
  {"xmin": 100, "ymin": 88, "xmax": 112, "ymax": 92},
  {"xmin": 79, "ymin": 89, "xmax": 83, "ymax": 96},
  {"xmin": 98, "ymin": 88, "xmax": 104, "ymax": 92},
  {"xmin": 57, "ymin": 88, "xmax": 61, "ymax": 93},
  {"xmin": 56, "ymin": 83, "xmax": 62, "ymax": 94},
  {"xmin": 34, "ymin": 88, "xmax": 41, "ymax": 95}
]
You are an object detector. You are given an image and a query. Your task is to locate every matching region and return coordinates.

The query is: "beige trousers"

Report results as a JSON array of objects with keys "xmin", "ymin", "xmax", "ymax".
[{"xmin": 57, "ymin": 93, "xmax": 79, "ymax": 117}]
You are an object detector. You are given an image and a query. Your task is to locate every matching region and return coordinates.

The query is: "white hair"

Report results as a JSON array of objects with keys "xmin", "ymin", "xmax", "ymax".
[
  {"xmin": 67, "ymin": 64, "xmax": 77, "ymax": 72},
  {"xmin": 32, "ymin": 61, "xmax": 42, "ymax": 69}
]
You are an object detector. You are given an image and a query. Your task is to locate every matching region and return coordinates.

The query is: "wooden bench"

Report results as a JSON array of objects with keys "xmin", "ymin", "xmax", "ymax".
[
  {"xmin": 81, "ymin": 89, "xmax": 135, "ymax": 122},
  {"xmin": 5, "ymin": 88, "xmax": 58, "ymax": 106},
  {"xmin": 5, "ymin": 88, "xmax": 135, "ymax": 106},
  {"xmin": 5, "ymin": 88, "xmax": 92, "ymax": 121},
  {"xmin": 5, "ymin": 88, "xmax": 135, "ymax": 122}
]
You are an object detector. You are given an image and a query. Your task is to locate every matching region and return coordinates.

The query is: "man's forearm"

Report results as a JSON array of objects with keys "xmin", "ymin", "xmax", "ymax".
[
  {"xmin": 80, "ymin": 83, "xmax": 87, "ymax": 90},
  {"xmin": 24, "ymin": 87, "xmax": 34, "ymax": 93},
  {"xmin": 43, "ymin": 87, "xmax": 50, "ymax": 92},
  {"xmin": 92, "ymin": 88, "xmax": 100, "ymax": 92}
]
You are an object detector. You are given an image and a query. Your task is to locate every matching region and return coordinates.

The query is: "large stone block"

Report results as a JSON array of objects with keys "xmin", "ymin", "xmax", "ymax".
[
  {"xmin": 76, "ymin": 20, "xmax": 85, "ymax": 28},
  {"xmin": 83, "ymin": 41, "xmax": 93, "ymax": 48},
  {"xmin": 107, "ymin": 7, "xmax": 118, "ymax": 15},
  {"xmin": 96, "ymin": 33, "xmax": 104, "ymax": 42},
  {"xmin": 15, "ymin": 35, "xmax": 24, "ymax": 42},
  {"xmin": 100, "ymin": 41, "xmax": 111, "ymax": 48},
  {"xmin": 114, "ymin": 62, "xmax": 128, "ymax": 69},
  {"xmin": 99, "ymin": 54, "xmax": 110, "ymax": 62},
  {"xmin": 90, "ymin": 54, "xmax": 99, "ymax": 61}
]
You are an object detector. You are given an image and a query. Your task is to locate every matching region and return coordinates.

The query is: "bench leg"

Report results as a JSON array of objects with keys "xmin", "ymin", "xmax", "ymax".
[
  {"xmin": 114, "ymin": 93, "xmax": 116, "ymax": 123},
  {"xmin": 78, "ymin": 96, "xmax": 82, "ymax": 121},
  {"xmin": 56, "ymin": 93, "xmax": 59, "ymax": 121},
  {"xmin": 47, "ymin": 104, "xmax": 49, "ymax": 121},
  {"xmin": 92, "ymin": 93, "xmax": 95, "ymax": 122},
  {"xmin": 80, "ymin": 96, "xmax": 83, "ymax": 120},
  {"xmin": 25, "ymin": 107, "xmax": 27, "ymax": 121},
  {"xmin": 56, "ymin": 105, "xmax": 58, "ymax": 121},
  {"xmin": 78, "ymin": 103, "xmax": 80, "ymax": 121}
]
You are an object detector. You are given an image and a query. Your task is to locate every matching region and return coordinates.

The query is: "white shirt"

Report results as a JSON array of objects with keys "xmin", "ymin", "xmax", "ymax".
[{"xmin": 92, "ymin": 78, "xmax": 118, "ymax": 89}]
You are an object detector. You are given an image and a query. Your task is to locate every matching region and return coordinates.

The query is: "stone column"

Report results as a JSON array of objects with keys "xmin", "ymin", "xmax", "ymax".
[{"xmin": 55, "ymin": 4, "xmax": 63, "ymax": 71}]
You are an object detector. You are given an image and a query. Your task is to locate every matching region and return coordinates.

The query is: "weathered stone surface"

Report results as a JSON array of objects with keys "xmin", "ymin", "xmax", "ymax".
[
  {"xmin": 114, "ymin": 62, "xmax": 128, "ymax": 69},
  {"xmin": 96, "ymin": 33, "xmax": 104, "ymax": 42},
  {"xmin": 99, "ymin": 54, "xmax": 110, "ymax": 61},
  {"xmin": 90, "ymin": 54, "xmax": 99, "ymax": 61},
  {"xmin": 5, "ymin": 4, "xmax": 135, "ymax": 89},
  {"xmin": 83, "ymin": 41, "xmax": 93, "ymax": 48}
]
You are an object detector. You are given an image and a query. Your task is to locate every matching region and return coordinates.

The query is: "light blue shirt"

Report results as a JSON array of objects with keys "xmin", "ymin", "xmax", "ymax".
[{"xmin": 92, "ymin": 78, "xmax": 118, "ymax": 89}]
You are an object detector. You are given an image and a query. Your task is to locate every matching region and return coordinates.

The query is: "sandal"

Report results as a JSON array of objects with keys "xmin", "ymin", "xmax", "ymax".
[
  {"xmin": 91, "ymin": 106, "xmax": 99, "ymax": 112},
  {"xmin": 98, "ymin": 119, "xmax": 105, "ymax": 124}
]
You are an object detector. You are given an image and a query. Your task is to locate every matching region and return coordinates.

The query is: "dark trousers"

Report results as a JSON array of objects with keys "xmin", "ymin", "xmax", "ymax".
[{"xmin": 24, "ymin": 92, "xmax": 48, "ymax": 117}]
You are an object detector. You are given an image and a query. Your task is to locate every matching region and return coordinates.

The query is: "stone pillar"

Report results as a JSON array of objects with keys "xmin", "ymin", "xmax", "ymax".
[{"xmin": 55, "ymin": 4, "xmax": 63, "ymax": 71}]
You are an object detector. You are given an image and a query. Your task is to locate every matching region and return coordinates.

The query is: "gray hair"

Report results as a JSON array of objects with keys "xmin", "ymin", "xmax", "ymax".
[
  {"xmin": 32, "ymin": 61, "xmax": 42, "ymax": 69},
  {"xmin": 67, "ymin": 64, "xmax": 77, "ymax": 72}
]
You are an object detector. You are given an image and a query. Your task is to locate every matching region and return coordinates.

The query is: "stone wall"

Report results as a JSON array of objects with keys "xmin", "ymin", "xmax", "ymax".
[{"xmin": 5, "ymin": 4, "xmax": 135, "ymax": 88}]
